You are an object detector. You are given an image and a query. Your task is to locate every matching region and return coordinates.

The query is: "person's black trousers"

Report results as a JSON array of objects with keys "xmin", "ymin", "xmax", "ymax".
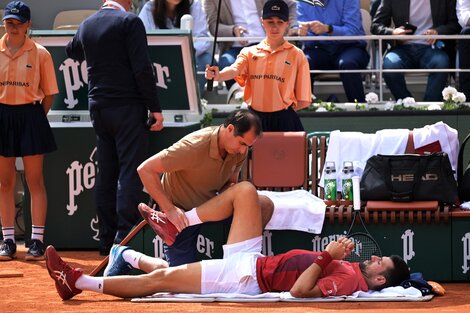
[{"xmin": 90, "ymin": 104, "xmax": 148, "ymax": 253}]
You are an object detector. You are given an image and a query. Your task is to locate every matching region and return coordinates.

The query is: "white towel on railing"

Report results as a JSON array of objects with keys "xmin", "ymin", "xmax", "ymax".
[
  {"xmin": 413, "ymin": 121, "xmax": 459, "ymax": 176},
  {"xmin": 319, "ymin": 129, "xmax": 409, "ymax": 190},
  {"xmin": 259, "ymin": 190, "xmax": 326, "ymax": 234},
  {"xmin": 319, "ymin": 122, "xmax": 459, "ymax": 190}
]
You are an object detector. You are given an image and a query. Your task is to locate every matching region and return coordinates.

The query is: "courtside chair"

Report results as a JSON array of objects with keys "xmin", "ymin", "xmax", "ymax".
[
  {"xmin": 248, "ymin": 131, "xmax": 308, "ymax": 191},
  {"xmin": 52, "ymin": 10, "xmax": 96, "ymax": 30}
]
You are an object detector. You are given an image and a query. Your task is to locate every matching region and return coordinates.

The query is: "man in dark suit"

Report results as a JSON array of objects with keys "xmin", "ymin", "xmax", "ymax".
[
  {"xmin": 66, "ymin": 0, "xmax": 164, "ymax": 255},
  {"xmin": 371, "ymin": 0, "xmax": 461, "ymax": 101}
]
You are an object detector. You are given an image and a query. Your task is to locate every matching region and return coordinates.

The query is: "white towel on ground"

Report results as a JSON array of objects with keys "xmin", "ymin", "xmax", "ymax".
[
  {"xmin": 259, "ymin": 190, "xmax": 326, "ymax": 234},
  {"xmin": 132, "ymin": 286, "xmax": 431, "ymax": 303}
]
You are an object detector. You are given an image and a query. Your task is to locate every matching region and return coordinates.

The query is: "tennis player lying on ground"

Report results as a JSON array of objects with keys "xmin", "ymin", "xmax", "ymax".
[{"xmin": 45, "ymin": 182, "xmax": 410, "ymax": 300}]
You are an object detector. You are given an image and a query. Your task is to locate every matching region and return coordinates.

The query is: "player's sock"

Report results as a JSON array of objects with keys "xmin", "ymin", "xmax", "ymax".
[
  {"xmin": 184, "ymin": 208, "xmax": 202, "ymax": 226},
  {"xmin": 122, "ymin": 249, "xmax": 144, "ymax": 270},
  {"xmin": 75, "ymin": 275, "xmax": 104, "ymax": 293}
]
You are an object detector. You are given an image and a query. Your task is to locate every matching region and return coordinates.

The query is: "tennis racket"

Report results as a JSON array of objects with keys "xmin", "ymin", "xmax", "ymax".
[{"xmin": 344, "ymin": 176, "xmax": 382, "ymax": 263}]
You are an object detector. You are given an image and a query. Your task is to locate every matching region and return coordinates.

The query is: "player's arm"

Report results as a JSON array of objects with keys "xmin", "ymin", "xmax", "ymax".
[
  {"xmin": 290, "ymin": 239, "xmax": 353, "ymax": 298},
  {"xmin": 205, "ymin": 64, "xmax": 240, "ymax": 81}
]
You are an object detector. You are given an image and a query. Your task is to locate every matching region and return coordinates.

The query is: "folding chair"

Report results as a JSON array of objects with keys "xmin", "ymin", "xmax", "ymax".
[{"xmin": 249, "ymin": 131, "xmax": 308, "ymax": 191}]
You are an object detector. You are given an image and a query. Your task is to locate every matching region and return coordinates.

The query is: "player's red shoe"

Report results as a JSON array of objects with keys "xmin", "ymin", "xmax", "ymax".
[
  {"xmin": 45, "ymin": 245, "xmax": 83, "ymax": 300},
  {"xmin": 138, "ymin": 203, "xmax": 179, "ymax": 246}
]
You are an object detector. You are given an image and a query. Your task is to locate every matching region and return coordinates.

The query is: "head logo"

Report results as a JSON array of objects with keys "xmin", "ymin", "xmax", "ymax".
[
  {"xmin": 401, "ymin": 229, "xmax": 415, "ymax": 264},
  {"xmin": 66, "ymin": 147, "xmax": 97, "ymax": 216}
]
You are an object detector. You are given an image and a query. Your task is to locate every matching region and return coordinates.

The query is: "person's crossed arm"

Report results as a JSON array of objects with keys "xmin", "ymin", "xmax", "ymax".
[{"xmin": 290, "ymin": 237, "xmax": 354, "ymax": 298}]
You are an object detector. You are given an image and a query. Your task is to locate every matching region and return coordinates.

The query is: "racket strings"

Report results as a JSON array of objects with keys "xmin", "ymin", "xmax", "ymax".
[{"xmin": 345, "ymin": 233, "xmax": 382, "ymax": 263}]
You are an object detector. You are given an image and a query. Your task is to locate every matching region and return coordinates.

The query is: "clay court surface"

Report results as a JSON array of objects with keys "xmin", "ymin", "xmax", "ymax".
[{"xmin": 1, "ymin": 244, "xmax": 469, "ymax": 313}]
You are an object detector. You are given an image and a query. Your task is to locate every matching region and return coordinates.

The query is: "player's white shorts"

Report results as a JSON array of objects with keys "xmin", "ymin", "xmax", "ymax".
[{"xmin": 200, "ymin": 236, "xmax": 263, "ymax": 295}]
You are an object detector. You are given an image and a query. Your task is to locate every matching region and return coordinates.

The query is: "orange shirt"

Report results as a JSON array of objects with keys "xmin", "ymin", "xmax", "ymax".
[
  {"xmin": 0, "ymin": 35, "xmax": 58, "ymax": 105},
  {"xmin": 232, "ymin": 40, "xmax": 312, "ymax": 113}
]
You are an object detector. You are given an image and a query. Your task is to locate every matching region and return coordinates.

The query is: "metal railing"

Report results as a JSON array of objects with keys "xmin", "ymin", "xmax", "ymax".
[{"xmin": 194, "ymin": 34, "xmax": 470, "ymax": 102}]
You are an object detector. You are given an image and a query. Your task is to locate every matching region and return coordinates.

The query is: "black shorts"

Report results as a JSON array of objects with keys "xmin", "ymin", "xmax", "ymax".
[
  {"xmin": 249, "ymin": 106, "xmax": 304, "ymax": 132},
  {"xmin": 0, "ymin": 103, "xmax": 57, "ymax": 157}
]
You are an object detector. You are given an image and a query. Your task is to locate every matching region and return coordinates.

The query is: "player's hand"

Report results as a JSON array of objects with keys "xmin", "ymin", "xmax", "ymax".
[
  {"xmin": 165, "ymin": 206, "xmax": 189, "ymax": 232},
  {"xmin": 337, "ymin": 237, "xmax": 355, "ymax": 258},
  {"xmin": 325, "ymin": 240, "xmax": 347, "ymax": 260},
  {"xmin": 149, "ymin": 112, "xmax": 164, "ymax": 132},
  {"xmin": 205, "ymin": 65, "xmax": 220, "ymax": 80}
]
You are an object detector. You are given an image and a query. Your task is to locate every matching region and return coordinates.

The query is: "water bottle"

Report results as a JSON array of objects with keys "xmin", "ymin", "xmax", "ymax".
[
  {"xmin": 324, "ymin": 161, "xmax": 337, "ymax": 200},
  {"xmin": 341, "ymin": 161, "xmax": 354, "ymax": 201},
  {"xmin": 180, "ymin": 14, "xmax": 194, "ymax": 31}
]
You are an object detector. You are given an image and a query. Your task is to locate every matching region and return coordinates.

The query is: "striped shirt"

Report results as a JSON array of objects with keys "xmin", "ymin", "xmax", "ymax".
[
  {"xmin": 232, "ymin": 40, "xmax": 311, "ymax": 112},
  {"xmin": 0, "ymin": 35, "xmax": 58, "ymax": 105}
]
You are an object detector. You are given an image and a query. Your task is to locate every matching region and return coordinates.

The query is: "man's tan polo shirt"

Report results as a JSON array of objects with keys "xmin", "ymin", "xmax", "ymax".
[{"xmin": 158, "ymin": 125, "xmax": 247, "ymax": 210}]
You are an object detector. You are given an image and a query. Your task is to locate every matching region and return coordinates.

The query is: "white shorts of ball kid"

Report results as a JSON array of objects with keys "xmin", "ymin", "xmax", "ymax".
[{"xmin": 200, "ymin": 236, "xmax": 263, "ymax": 295}]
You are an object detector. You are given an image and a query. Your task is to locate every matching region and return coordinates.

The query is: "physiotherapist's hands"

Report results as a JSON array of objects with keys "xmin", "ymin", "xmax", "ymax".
[
  {"xmin": 149, "ymin": 112, "xmax": 164, "ymax": 132},
  {"xmin": 165, "ymin": 206, "xmax": 189, "ymax": 233}
]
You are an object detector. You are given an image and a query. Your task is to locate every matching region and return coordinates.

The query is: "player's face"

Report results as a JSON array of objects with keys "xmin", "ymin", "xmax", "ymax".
[
  {"xmin": 224, "ymin": 126, "xmax": 257, "ymax": 155},
  {"xmin": 262, "ymin": 17, "xmax": 289, "ymax": 39},
  {"xmin": 361, "ymin": 255, "xmax": 394, "ymax": 277}
]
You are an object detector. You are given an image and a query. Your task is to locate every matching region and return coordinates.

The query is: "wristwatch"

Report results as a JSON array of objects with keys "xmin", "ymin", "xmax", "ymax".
[{"xmin": 327, "ymin": 24, "xmax": 333, "ymax": 34}]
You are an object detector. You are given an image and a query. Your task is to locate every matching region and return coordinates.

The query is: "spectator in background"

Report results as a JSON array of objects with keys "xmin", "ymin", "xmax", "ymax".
[
  {"xmin": 204, "ymin": 0, "xmax": 298, "ymax": 92},
  {"xmin": 205, "ymin": 0, "xmax": 311, "ymax": 132},
  {"xmin": 139, "ymin": 0, "xmax": 212, "ymax": 95},
  {"xmin": 371, "ymin": 0, "xmax": 461, "ymax": 101},
  {"xmin": 0, "ymin": 1, "xmax": 58, "ymax": 261},
  {"xmin": 457, "ymin": 0, "xmax": 470, "ymax": 99},
  {"xmin": 66, "ymin": 0, "xmax": 164, "ymax": 256},
  {"xmin": 297, "ymin": 0, "xmax": 369, "ymax": 103},
  {"xmin": 370, "ymin": 0, "xmax": 381, "ymax": 18}
]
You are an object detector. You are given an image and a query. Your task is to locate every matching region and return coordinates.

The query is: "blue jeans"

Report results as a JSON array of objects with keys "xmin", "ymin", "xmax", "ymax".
[
  {"xmin": 218, "ymin": 47, "xmax": 243, "ymax": 90},
  {"xmin": 383, "ymin": 44, "xmax": 449, "ymax": 101},
  {"xmin": 304, "ymin": 43, "xmax": 369, "ymax": 102},
  {"xmin": 459, "ymin": 27, "xmax": 470, "ymax": 99},
  {"xmin": 196, "ymin": 52, "xmax": 213, "ymax": 95}
]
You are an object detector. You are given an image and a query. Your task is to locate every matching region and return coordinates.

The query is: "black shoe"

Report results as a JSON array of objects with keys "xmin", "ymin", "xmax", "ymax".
[
  {"xmin": 25, "ymin": 239, "xmax": 45, "ymax": 261},
  {"xmin": 0, "ymin": 239, "xmax": 17, "ymax": 261}
]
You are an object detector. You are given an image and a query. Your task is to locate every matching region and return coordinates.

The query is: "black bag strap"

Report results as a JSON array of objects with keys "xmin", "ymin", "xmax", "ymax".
[
  {"xmin": 458, "ymin": 133, "xmax": 470, "ymax": 184},
  {"xmin": 382, "ymin": 155, "xmax": 427, "ymax": 201}
]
